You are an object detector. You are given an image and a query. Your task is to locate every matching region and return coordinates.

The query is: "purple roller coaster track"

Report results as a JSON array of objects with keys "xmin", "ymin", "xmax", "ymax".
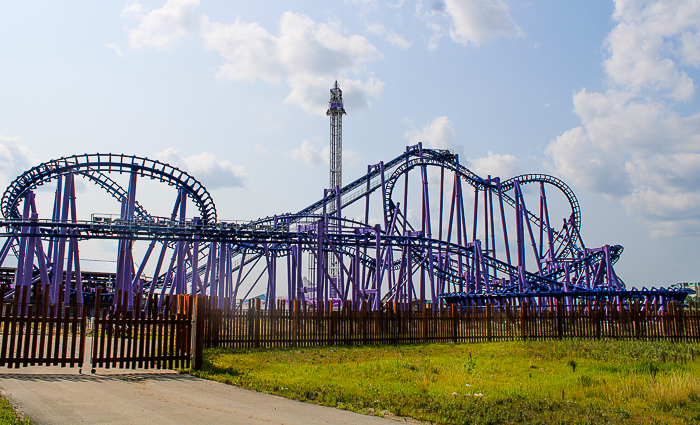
[{"xmin": 0, "ymin": 145, "xmax": 693, "ymax": 312}]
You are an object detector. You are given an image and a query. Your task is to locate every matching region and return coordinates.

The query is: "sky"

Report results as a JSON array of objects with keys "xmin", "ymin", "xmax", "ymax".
[{"xmin": 0, "ymin": 0, "xmax": 699, "ymax": 288}]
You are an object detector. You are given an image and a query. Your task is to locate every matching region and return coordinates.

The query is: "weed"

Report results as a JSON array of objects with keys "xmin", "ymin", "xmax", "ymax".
[
  {"xmin": 188, "ymin": 340, "xmax": 700, "ymax": 425},
  {"xmin": 0, "ymin": 396, "xmax": 31, "ymax": 425}
]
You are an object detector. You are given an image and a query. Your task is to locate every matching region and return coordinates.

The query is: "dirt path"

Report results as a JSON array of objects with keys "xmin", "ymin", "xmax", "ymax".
[{"xmin": 0, "ymin": 366, "xmax": 404, "ymax": 424}]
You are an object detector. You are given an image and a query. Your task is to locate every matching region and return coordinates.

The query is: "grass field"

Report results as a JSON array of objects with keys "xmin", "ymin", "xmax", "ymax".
[
  {"xmin": 0, "ymin": 396, "xmax": 30, "ymax": 425},
  {"xmin": 187, "ymin": 340, "xmax": 700, "ymax": 425}
]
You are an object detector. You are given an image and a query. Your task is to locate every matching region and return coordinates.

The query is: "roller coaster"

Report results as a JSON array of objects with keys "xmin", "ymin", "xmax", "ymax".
[{"xmin": 0, "ymin": 144, "xmax": 692, "ymax": 311}]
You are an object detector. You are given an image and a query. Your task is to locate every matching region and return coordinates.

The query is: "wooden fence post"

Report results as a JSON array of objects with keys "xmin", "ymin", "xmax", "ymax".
[
  {"xmin": 292, "ymin": 299, "xmax": 300, "ymax": 347},
  {"xmin": 673, "ymin": 301, "xmax": 683, "ymax": 342},
  {"xmin": 193, "ymin": 295, "xmax": 205, "ymax": 371},
  {"xmin": 361, "ymin": 300, "xmax": 368, "ymax": 345},
  {"xmin": 254, "ymin": 298, "xmax": 261, "ymax": 348},
  {"xmin": 520, "ymin": 302, "xmax": 527, "ymax": 341},
  {"xmin": 557, "ymin": 299, "xmax": 563, "ymax": 340},
  {"xmin": 594, "ymin": 303, "xmax": 601, "ymax": 340},
  {"xmin": 451, "ymin": 304, "xmax": 457, "ymax": 343},
  {"xmin": 486, "ymin": 303, "xmax": 492, "ymax": 342}
]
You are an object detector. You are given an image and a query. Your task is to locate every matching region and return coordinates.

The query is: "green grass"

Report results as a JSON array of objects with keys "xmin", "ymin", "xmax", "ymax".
[
  {"xmin": 0, "ymin": 396, "xmax": 31, "ymax": 425},
  {"xmin": 186, "ymin": 340, "xmax": 700, "ymax": 425}
]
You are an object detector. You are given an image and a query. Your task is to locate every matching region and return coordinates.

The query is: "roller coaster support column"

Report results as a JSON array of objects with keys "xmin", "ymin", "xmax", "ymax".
[
  {"xmin": 116, "ymin": 171, "xmax": 137, "ymax": 308},
  {"xmin": 64, "ymin": 172, "xmax": 84, "ymax": 306},
  {"xmin": 190, "ymin": 217, "xmax": 201, "ymax": 296},
  {"xmin": 265, "ymin": 244, "xmax": 276, "ymax": 310},
  {"xmin": 50, "ymin": 173, "xmax": 74, "ymax": 306},
  {"xmin": 217, "ymin": 242, "xmax": 226, "ymax": 309},
  {"xmin": 15, "ymin": 192, "xmax": 35, "ymax": 310},
  {"xmin": 174, "ymin": 189, "xmax": 187, "ymax": 295},
  {"xmin": 513, "ymin": 181, "xmax": 527, "ymax": 292},
  {"xmin": 417, "ymin": 143, "xmax": 436, "ymax": 307},
  {"xmin": 316, "ymin": 218, "xmax": 325, "ymax": 306}
]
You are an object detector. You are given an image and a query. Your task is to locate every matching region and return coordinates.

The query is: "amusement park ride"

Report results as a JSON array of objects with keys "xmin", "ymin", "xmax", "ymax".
[{"xmin": 0, "ymin": 85, "xmax": 692, "ymax": 311}]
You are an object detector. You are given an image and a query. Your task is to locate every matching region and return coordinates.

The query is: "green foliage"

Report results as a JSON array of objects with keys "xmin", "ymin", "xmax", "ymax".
[
  {"xmin": 187, "ymin": 340, "xmax": 700, "ymax": 425},
  {"xmin": 0, "ymin": 396, "xmax": 31, "ymax": 425}
]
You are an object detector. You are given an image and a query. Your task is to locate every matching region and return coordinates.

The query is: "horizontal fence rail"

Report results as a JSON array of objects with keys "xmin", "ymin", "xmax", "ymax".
[{"xmin": 200, "ymin": 297, "xmax": 700, "ymax": 349}]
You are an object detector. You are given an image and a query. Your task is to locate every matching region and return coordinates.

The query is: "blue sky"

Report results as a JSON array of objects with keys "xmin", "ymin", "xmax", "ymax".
[{"xmin": 0, "ymin": 0, "xmax": 698, "ymax": 288}]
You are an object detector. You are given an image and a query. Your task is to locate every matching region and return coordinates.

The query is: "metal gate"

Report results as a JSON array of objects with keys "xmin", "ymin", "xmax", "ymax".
[{"xmin": 0, "ymin": 284, "xmax": 193, "ymax": 371}]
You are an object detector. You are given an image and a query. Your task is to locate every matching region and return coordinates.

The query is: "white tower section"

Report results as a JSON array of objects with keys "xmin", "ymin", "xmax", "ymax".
[{"xmin": 327, "ymin": 81, "xmax": 346, "ymax": 198}]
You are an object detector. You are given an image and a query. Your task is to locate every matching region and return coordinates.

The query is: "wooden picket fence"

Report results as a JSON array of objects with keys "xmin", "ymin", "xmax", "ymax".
[
  {"xmin": 200, "ymin": 297, "xmax": 700, "ymax": 349},
  {"xmin": 2, "ymin": 285, "xmax": 700, "ymax": 372},
  {"xmin": 0, "ymin": 284, "xmax": 87, "ymax": 368},
  {"xmin": 0, "ymin": 283, "xmax": 193, "ymax": 370},
  {"xmin": 91, "ymin": 289, "xmax": 193, "ymax": 370}
]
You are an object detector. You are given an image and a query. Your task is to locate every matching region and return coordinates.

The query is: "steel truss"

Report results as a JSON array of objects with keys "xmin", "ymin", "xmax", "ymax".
[{"xmin": 0, "ymin": 147, "xmax": 692, "ymax": 311}]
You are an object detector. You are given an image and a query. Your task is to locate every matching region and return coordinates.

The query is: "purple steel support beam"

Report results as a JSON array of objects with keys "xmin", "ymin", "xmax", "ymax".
[
  {"xmin": 541, "ymin": 183, "xmax": 555, "ymax": 267},
  {"xmin": 159, "ymin": 251, "xmax": 177, "ymax": 304},
  {"xmin": 513, "ymin": 181, "xmax": 526, "ymax": 291},
  {"xmin": 472, "ymin": 186, "xmax": 479, "ymax": 243},
  {"xmin": 233, "ymin": 254, "xmax": 264, "ymax": 311},
  {"xmin": 226, "ymin": 246, "xmax": 232, "ymax": 308},
  {"xmin": 148, "ymin": 243, "xmax": 169, "ymax": 298},
  {"xmin": 15, "ymin": 192, "xmax": 33, "ymax": 303},
  {"xmin": 484, "ymin": 182, "xmax": 489, "ymax": 254},
  {"xmin": 372, "ymin": 224, "xmax": 382, "ymax": 310},
  {"xmin": 518, "ymin": 187, "xmax": 544, "ymax": 276},
  {"xmin": 134, "ymin": 239, "xmax": 157, "ymax": 293},
  {"xmin": 208, "ymin": 242, "xmax": 218, "ymax": 307},
  {"xmin": 496, "ymin": 180, "xmax": 512, "ymax": 268},
  {"xmin": 446, "ymin": 174, "xmax": 456, "ymax": 244},
  {"xmin": 488, "ymin": 180, "xmax": 497, "ymax": 278},
  {"xmin": 402, "ymin": 150, "xmax": 409, "ymax": 235},
  {"xmin": 191, "ymin": 219, "xmax": 202, "ymax": 295},
  {"xmin": 316, "ymin": 219, "xmax": 324, "ymax": 306},
  {"xmin": 52, "ymin": 174, "xmax": 73, "ymax": 306},
  {"xmin": 0, "ymin": 236, "xmax": 16, "ymax": 268},
  {"xmin": 439, "ymin": 166, "xmax": 445, "ymax": 240},
  {"xmin": 218, "ymin": 242, "xmax": 226, "ymax": 309},
  {"xmin": 47, "ymin": 175, "xmax": 63, "ymax": 262},
  {"xmin": 287, "ymin": 248, "xmax": 294, "ymax": 303},
  {"xmin": 66, "ymin": 177, "xmax": 84, "ymax": 306},
  {"xmin": 202, "ymin": 242, "xmax": 213, "ymax": 295},
  {"xmin": 65, "ymin": 233, "xmax": 75, "ymax": 304},
  {"xmin": 267, "ymin": 248, "xmax": 276, "ymax": 310}
]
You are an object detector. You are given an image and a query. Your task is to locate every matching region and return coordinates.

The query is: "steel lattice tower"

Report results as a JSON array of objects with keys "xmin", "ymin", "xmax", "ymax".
[
  {"xmin": 326, "ymin": 81, "xmax": 346, "ymax": 297},
  {"xmin": 327, "ymin": 81, "xmax": 346, "ymax": 199}
]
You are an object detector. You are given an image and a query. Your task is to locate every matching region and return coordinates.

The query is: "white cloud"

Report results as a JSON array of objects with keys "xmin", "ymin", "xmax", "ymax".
[
  {"xmin": 104, "ymin": 43, "xmax": 126, "ymax": 57},
  {"xmin": 417, "ymin": 0, "xmax": 521, "ymax": 47},
  {"xmin": 346, "ymin": 0, "xmax": 379, "ymax": 13},
  {"xmin": 444, "ymin": 0, "xmax": 521, "ymax": 46},
  {"xmin": 291, "ymin": 140, "xmax": 362, "ymax": 167},
  {"xmin": 118, "ymin": 4, "xmax": 384, "ymax": 114},
  {"xmin": 602, "ymin": 0, "xmax": 700, "ymax": 101},
  {"xmin": 367, "ymin": 23, "xmax": 412, "ymax": 49},
  {"xmin": 388, "ymin": 0, "xmax": 407, "ymax": 8},
  {"xmin": 405, "ymin": 116, "xmax": 461, "ymax": 153},
  {"xmin": 406, "ymin": 116, "xmax": 521, "ymax": 179},
  {"xmin": 291, "ymin": 140, "xmax": 324, "ymax": 165},
  {"xmin": 546, "ymin": 0, "xmax": 700, "ymax": 237},
  {"xmin": 122, "ymin": 0, "xmax": 200, "ymax": 50},
  {"xmin": 201, "ymin": 11, "xmax": 384, "ymax": 115},
  {"xmin": 466, "ymin": 151, "xmax": 521, "ymax": 179},
  {"xmin": 0, "ymin": 135, "xmax": 39, "ymax": 186},
  {"xmin": 156, "ymin": 148, "xmax": 246, "ymax": 189}
]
